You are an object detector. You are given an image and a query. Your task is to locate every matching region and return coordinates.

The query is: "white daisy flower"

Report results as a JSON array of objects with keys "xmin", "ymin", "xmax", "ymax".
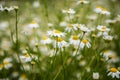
[
  {"xmin": 33, "ymin": 1, "xmax": 40, "ymax": 8},
  {"xmin": 97, "ymin": 31, "xmax": 109, "ymax": 37},
  {"xmin": 101, "ymin": 50, "xmax": 119, "ymax": 63},
  {"xmin": 56, "ymin": 37, "xmax": 68, "ymax": 49},
  {"xmin": 3, "ymin": 57, "xmax": 13, "ymax": 69},
  {"xmin": 76, "ymin": 24, "xmax": 90, "ymax": 32},
  {"xmin": 106, "ymin": 19, "xmax": 116, "ymax": 24},
  {"xmin": 80, "ymin": 39, "xmax": 91, "ymax": 48},
  {"xmin": 94, "ymin": 6, "xmax": 110, "ymax": 15},
  {"xmin": 47, "ymin": 29, "xmax": 65, "ymax": 37},
  {"xmin": 27, "ymin": 20, "xmax": 39, "ymax": 28},
  {"xmin": 77, "ymin": 0, "xmax": 89, "ymax": 5},
  {"xmin": 69, "ymin": 35, "xmax": 80, "ymax": 47},
  {"xmin": 12, "ymin": 71, "xmax": 19, "ymax": 78},
  {"xmin": 108, "ymin": 68, "xmax": 120, "ymax": 78},
  {"xmin": 22, "ymin": 64, "xmax": 30, "ymax": 71},
  {"xmin": 48, "ymin": 23, "xmax": 54, "ymax": 27},
  {"xmin": 40, "ymin": 36, "xmax": 52, "ymax": 45},
  {"xmin": 101, "ymin": 8, "xmax": 110, "ymax": 15},
  {"xmin": 20, "ymin": 53, "xmax": 32, "ymax": 63},
  {"xmin": 94, "ymin": 6, "xmax": 103, "ymax": 13},
  {"xmin": 0, "ymin": 5, "xmax": 4, "ymax": 11},
  {"xmin": 4, "ymin": 6, "xmax": 14, "ymax": 12},
  {"xmin": 97, "ymin": 25, "xmax": 110, "ymax": 32},
  {"xmin": 65, "ymin": 23, "xmax": 77, "ymax": 32},
  {"xmin": 103, "ymin": 35, "xmax": 113, "ymax": 41},
  {"xmin": 59, "ymin": 21, "xmax": 67, "ymax": 27},
  {"xmin": 93, "ymin": 72, "xmax": 99, "ymax": 80}
]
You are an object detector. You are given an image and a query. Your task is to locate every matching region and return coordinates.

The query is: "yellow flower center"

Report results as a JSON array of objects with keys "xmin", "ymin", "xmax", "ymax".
[
  {"xmin": 0, "ymin": 64, "xmax": 3, "ymax": 68},
  {"xmin": 72, "ymin": 35, "xmax": 79, "ymax": 40},
  {"xmin": 57, "ymin": 38, "xmax": 63, "ymax": 42},
  {"xmin": 43, "ymin": 36, "xmax": 48, "ymax": 40},
  {"xmin": 24, "ymin": 54, "xmax": 30, "ymax": 58},
  {"xmin": 68, "ymin": 24, "xmax": 73, "ymax": 28},
  {"xmin": 31, "ymin": 20, "xmax": 36, "ymax": 24},
  {"xmin": 78, "ymin": 24, "xmax": 81, "ymax": 28},
  {"xmin": 54, "ymin": 30, "xmax": 61, "ymax": 34},
  {"xmin": 82, "ymin": 39, "xmax": 88, "ymax": 44},
  {"xmin": 96, "ymin": 6, "xmax": 102, "ymax": 9},
  {"xmin": 3, "ymin": 61, "xmax": 9, "ymax": 65},
  {"xmin": 31, "ymin": 61, "xmax": 35, "ymax": 65},
  {"xmin": 21, "ymin": 74, "xmax": 26, "ymax": 79},
  {"xmin": 81, "ymin": 0, "xmax": 84, "ymax": 2},
  {"xmin": 101, "ymin": 26, "xmax": 106, "ymax": 31},
  {"xmin": 110, "ymin": 68, "xmax": 118, "ymax": 73},
  {"xmin": 102, "ymin": 8, "xmax": 107, "ymax": 11}
]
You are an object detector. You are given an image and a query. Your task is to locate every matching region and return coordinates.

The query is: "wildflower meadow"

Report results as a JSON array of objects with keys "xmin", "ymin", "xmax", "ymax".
[{"xmin": 0, "ymin": 0, "xmax": 120, "ymax": 80}]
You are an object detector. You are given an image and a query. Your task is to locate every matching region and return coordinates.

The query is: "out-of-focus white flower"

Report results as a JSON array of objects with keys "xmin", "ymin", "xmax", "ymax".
[
  {"xmin": 97, "ymin": 25, "xmax": 110, "ymax": 37},
  {"xmin": 0, "ymin": 21, "xmax": 9, "ymax": 30},
  {"xmin": 3, "ymin": 57, "xmax": 13, "ymax": 69},
  {"xmin": 33, "ymin": 1, "xmax": 40, "ymax": 8},
  {"xmin": 62, "ymin": 8, "xmax": 75, "ymax": 14},
  {"xmin": 101, "ymin": 50, "xmax": 119, "ymax": 63},
  {"xmin": 103, "ymin": 35, "xmax": 113, "ymax": 41},
  {"xmin": 20, "ymin": 53, "xmax": 32, "ymax": 63},
  {"xmin": 19, "ymin": 74, "xmax": 28, "ymax": 80},
  {"xmin": 97, "ymin": 25, "xmax": 110, "ymax": 32},
  {"xmin": 97, "ymin": 31, "xmax": 109, "ymax": 37},
  {"xmin": 94, "ymin": 6, "xmax": 102, "ymax": 13},
  {"xmin": 69, "ymin": 35, "xmax": 80, "ymax": 47},
  {"xmin": 94, "ymin": 6, "xmax": 110, "ymax": 15},
  {"xmin": 40, "ymin": 36, "xmax": 52, "ymax": 45},
  {"xmin": 77, "ymin": 0, "xmax": 89, "ymax": 5},
  {"xmin": 80, "ymin": 39, "xmax": 91, "ymax": 48},
  {"xmin": 106, "ymin": 19, "xmax": 116, "ymax": 24},
  {"xmin": 76, "ymin": 24, "xmax": 90, "ymax": 32},
  {"xmin": 65, "ymin": 23, "xmax": 77, "ymax": 32},
  {"xmin": 4, "ymin": 6, "xmax": 14, "ymax": 11},
  {"xmin": 0, "ymin": 5, "xmax": 4, "ymax": 11},
  {"xmin": 108, "ymin": 68, "xmax": 120, "ymax": 78},
  {"xmin": 48, "ymin": 23, "xmax": 54, "ymax": 27},
  {"xmin": 79, "ymin": 60, "xmax": 86, "ymax": 66},
  {"xmin": 60, "ymin": 21, "xmax": 67, "ymax": 27},
  {"xmin": 47, "ymin": 29, "xmax": 65, "ymax": 37},
  {"xmin": 93, "ymin": 72, "xmax": 99, "ymax": 80},
  {"xmin": 101, "ymin": 8, "xmax": 110, "ymax": 15},
  {"xmin": 27, "ymin": 20, "xmax": 39, "ymax": 28},
  {"xmin": 1, "ymin": 38, "xmax": 11, "ymax": 50},
  {"xmin": 22, "ymin": 64, "xmax": 30, "ymax": 71},
  {"xmin": 12, "ymin": 71, "xmax": 19, "ymax": 78},
  {"xmin": 87, "ymin": 15, "xmax": 97, "ymax": 20}
]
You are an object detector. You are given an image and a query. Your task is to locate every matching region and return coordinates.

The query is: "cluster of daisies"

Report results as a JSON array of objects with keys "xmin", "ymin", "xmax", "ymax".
[{"xmin": 0, "ymin": 0, "xmax": 120, "ymax": 80}]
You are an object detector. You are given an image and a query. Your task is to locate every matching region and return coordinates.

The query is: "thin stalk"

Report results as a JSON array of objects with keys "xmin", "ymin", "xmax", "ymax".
[
  {"xmin": 60, "ymin": 48, "xmax": 65, "ymax": 80},
  {"xmin": 15, "ymin": 10, "xmax": 25, "ymax": 72},
  {"xmin": 15, "ymin": 10, "xmax": 19, "ymax": 49}
]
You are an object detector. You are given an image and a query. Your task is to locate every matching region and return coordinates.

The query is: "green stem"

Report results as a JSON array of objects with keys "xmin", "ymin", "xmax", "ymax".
[
  {"xmin": 15, "ymin": 10, "xmax": 25, "ymax": 72},
  {"xmin": 60, "ymin": 48, "xmax": 65, "ymax": 80},
  {"xmin": 15, "ymin": 10, "xmax": 19, "ymax": 49}
]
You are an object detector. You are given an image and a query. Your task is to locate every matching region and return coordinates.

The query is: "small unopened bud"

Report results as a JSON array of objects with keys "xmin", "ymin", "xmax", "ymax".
[
  {"xmin": 14, "ymin": 6, "xmax": 19, "ymax": 11},
  {"xmin": 35, "ymin": 43, "xmax": 39, "ymax": 47},
  {"xmin": 31, "ymin": 61, "xmax": 35, "ymax": 65}
]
